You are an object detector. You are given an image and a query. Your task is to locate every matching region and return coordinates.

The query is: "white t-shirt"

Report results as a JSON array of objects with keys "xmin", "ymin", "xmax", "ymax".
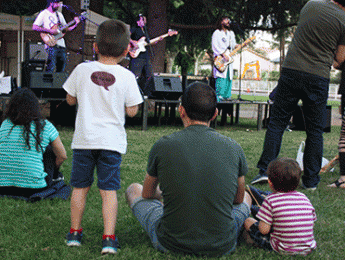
[
  {"xmin": 212, "ymin": 29, "xmax": 236, "ymax": 79},
  {"xmin": 33, "ymin": 9, "xmax": 67, "ymax": 48},
  {"xmin": 63, "ymin": 61, "xmax": 143, "ymax": 154}
]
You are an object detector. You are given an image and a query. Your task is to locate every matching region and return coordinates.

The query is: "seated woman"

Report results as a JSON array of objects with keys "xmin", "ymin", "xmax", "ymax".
[{"xmin": 0, "ymin": 88, "xmax": 67, "ymax": 198}]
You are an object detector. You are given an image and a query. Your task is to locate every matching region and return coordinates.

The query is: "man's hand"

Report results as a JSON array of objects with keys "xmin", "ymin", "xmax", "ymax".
[
  {"xmin": 49, "ymin": 28, "xmax": 59, "ymax": 35},
  {"xmin": 222, "ymin": 54, "xmax": 229, "ymax": 62},
  {"xmin": 74, "ymin": 16, "xmax": 80, "ymax": 25}
]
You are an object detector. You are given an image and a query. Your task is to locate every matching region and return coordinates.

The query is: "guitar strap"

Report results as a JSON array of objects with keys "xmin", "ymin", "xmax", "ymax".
[{"xmin": 55, "ymin": 12, "xmax": 61, "ymax": 26}]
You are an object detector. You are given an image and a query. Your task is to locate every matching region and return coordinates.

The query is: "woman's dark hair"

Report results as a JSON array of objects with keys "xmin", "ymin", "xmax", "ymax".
[
  {"xmin": 4, "ymin": 88, "xmax": 45, "ymax": 151},
  {"xmin": 267, "ymin": 157, "xmax": 302, "ymax": 192}
]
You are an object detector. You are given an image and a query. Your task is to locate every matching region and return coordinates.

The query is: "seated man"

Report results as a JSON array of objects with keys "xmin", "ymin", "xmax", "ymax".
[{"xmin": 125, "ymin": 82, "xmax": 252, "ymax": 257}]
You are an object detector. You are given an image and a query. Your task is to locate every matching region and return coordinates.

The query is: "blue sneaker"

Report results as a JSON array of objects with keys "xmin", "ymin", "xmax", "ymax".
[
  {"xmin": 101, "ymin": 237, "xmax": 120, "ymax": 255},
  {"xmin": 251, "ymin": 174, "xmax": 268, "ymax": 184},
  {"xmin": 66, "ymin": 231, "xmax": 83, "ymax": 246}
]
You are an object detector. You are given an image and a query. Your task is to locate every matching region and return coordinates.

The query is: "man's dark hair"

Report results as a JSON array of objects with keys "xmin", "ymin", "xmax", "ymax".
[
  {"xmin": 4, "ymin": 88, "xmax": 45, "ymax": 152},
  {"xmin": 46, "ymin": 0, "xmax": 59, "ymax": 7},
  {"xmin": 96, "ymin": 20, "xmax": 130, "ymax": 58},
  {"xmin": 267, "ymin": 157, "xmax": 302, "ymax": 192},
  {"xmin": 216, "ymin": 16, "xmax": 229, "ymax": 30},
  {"xmin": 181, "ymin": 82, "xmax": 217, "ymax": 122}
]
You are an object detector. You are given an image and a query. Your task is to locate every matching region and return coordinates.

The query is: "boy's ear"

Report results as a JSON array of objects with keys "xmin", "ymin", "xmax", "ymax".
[
  {"xmin": 93, "ymin": 42, "xmax": 99, "ymax": 54},
  {"xmin": 122, "ymin": 43, "xmax": 130, "ymax": 57}
]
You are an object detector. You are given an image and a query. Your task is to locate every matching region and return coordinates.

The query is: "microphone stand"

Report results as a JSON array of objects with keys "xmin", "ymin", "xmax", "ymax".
[
  {"xmin": 62, "ymin": 5, "xmax": 100, "ymax": 62},
  {"xmin": 233, "ymin": 23, "xmax": 252, "ymax": 103}
]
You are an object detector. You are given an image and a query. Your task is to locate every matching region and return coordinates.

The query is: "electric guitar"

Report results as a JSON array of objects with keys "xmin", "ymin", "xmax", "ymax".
[
  {"xmin": 214, "ymin": 36, "xmax": 256, "ymax": 73},
  {"xmin": 129, "ymin": 29, "xmax": 178, "ymax": 58},
  {"xmin": 40, "ymin": 12, "xmax": 87, "ymax": 47}
]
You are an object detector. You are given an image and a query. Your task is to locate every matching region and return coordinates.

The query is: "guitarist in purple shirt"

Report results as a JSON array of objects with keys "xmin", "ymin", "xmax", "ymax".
[{"xmin": 33, "ymin": 0, "xmax": 80, "ymax": 73}]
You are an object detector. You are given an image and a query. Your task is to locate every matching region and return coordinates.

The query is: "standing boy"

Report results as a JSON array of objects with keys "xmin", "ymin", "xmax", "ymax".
[
  {"xmin": 63, "ymin": 20, "xmax": 143, "ymax": 255},
  {"xmin": 244, "ymin": 157, "xmax": 317, "ymax": 255}
]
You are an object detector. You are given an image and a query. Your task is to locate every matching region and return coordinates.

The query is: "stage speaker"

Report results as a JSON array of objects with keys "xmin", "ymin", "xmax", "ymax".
[
  {"xmin": 21, "ymin": 60, "xmax": 45, "ymax": 88},
  {"xmin": 291, "ymin": 105, "xmax": 332, "ymax": 133},
  {"xmin": 183, "ymin": 75, "xmax": 210, "ymax": 91},
  {"xmin": 149, "ymin": 74, "xmax": 183, "ymax": 100},
  {"xmin": 30, "ymin": 72, "xmax": 68, "ymax": 89},
  {"xmin": 29, "ymin": 72, "xmax": 68, "ymax": 99},
  {"xmin": 25, "ymin": 42, "xmax": 47, "ymax": 61}
]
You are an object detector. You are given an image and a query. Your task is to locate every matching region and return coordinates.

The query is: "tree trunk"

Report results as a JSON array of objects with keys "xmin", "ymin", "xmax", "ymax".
[
  {"xmin": 165, "ymin": 51, "xmax": 178, "ymax": 73},
  {"xmin": 147, "ymin": 0, "xmax": 168, "ymax": 73}
]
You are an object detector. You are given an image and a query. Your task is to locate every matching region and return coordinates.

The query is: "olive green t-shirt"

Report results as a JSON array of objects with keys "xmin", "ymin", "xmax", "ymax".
[
  {"xmin": 283, "ymin": 0, "xmax": 345, "ymax": 79},
  {"xmin": 147, "ymin": 125, "xmax": 248, "ymax": 256}
]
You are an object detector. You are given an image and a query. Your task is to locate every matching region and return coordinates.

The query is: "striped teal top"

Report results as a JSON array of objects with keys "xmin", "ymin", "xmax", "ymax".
[{"xmin": 0, "ymin": 119, "xmax": 59, "ymax": 188}]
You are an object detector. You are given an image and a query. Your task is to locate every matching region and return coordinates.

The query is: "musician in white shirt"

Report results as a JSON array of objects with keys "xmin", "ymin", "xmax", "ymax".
[
  {"xmin": 33, "ymin": 0, "xmax": 80, "ymax": 73},
  {"xmin": 212, "ymin": 16, "xmax": 237, "ymax": 101}
]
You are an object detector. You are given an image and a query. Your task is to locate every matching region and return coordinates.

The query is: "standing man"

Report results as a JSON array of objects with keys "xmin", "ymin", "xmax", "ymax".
[
  {"xmin": 125, "ymin": 82, "xmax": 252, "ymax": 257},
  {"xmin": 33, "ymin": 0, "xmax": 80, "ymax": 73},
  {"xmin": 129, "ymin": 15, "xmax": 155, "ymax": 97},
  {"xmin": 212, "ymin": 16, "xmax": 237, "ymax": 101},
  {"xmin": 252, "ymin": 0, "xmax": 345, "ymax": 189}
]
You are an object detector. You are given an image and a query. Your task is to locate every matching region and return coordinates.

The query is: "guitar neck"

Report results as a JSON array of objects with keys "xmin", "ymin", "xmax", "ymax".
[
  {"xmin": 147, "ymin": 33, "xmax": 170, "ymax": 45},
  {"xmin": 59, "ymin": 19, "xmax": 76, "ymax": 32},
  {"xmin": 228, "ymin": 36, "xmax": 256, "ymax": 57}
]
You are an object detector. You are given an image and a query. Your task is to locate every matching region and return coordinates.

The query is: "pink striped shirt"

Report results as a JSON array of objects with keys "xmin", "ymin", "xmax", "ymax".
[{"xmin": 256, "ymin": 191, "xmax": 317, "ymax": 255}]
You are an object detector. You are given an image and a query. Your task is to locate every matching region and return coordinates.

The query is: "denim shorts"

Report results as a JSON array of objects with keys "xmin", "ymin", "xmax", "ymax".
[
  {"xmin": 131, "ymin": 197, "xmax": 250, "ymax": 254},
  {"xmin": 70, "ymin": 149, "xmax": 121, "ymax": 190},
  {"xmin": 248, "ymin": 221, "xmax": 272, "ymax": 251}
]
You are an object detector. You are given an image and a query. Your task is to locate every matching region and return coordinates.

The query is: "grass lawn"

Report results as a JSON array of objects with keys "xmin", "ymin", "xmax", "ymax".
[{"xmin": 0, "ymin": 118, "xmax": 344, "ymax": 259}]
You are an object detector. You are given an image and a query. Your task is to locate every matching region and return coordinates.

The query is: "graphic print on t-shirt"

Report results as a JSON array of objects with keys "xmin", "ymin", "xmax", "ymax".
[{"xmin": 91, "ymin": 72, "xmax": 116, "ymax": 91}]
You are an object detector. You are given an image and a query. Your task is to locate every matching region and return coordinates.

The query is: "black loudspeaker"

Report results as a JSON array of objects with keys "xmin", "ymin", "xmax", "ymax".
[
  {"xmin": 25, "ymin": 42, "xmax": 47, "ymax": 61},
  {"xmin": 185, "ymin": 75, "xmax": 210, "ymax": 91},
  {"xmin": 291, "ymin": 105, "xmax": 332, "ymax": 133},
  {"xmin": 21, "ymin": 60, "xmax": 45, "ymax": 88},
  {"xmin": 29, "ymin": 72, "xmax": 68, "ymax": 99},
  {"xmin": 30, "ymin": 72, "xmax": 68, "ymax": 89},
  {"xmin": 150, "ymin": 74, "xmax": 183, "ymax": 100}
]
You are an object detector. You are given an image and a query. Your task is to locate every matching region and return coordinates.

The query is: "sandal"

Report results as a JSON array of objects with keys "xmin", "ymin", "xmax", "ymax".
[{"xmin": 329, "ymin": 180, "xmax": 345, "ymax": 188}]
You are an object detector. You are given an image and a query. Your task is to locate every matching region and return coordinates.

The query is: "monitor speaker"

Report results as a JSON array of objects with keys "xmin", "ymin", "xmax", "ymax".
[
  {"xmin": 29, "ymin": 72, "xmax": 68, "ymax": 99},
  {"xmin": 25, "ymin": 42, "xmax": 47, "ymax": 61},
  {"xmin": 149, "ymin": 74, "xmax": 183, "ymax": 100},
  {"xmin": 30, "ymin": 72, "xmax": 68, "ymax": 89}
]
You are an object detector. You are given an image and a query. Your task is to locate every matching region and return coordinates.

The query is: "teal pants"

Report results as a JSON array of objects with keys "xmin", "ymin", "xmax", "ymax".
[{"xmin": 215, "ymin": 77, "xmax": 232, "ymax": 100}]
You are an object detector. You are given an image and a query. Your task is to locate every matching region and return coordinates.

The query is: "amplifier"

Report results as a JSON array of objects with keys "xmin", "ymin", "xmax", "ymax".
[{"xmin": 25, "ymin": 42, "xmax": 47, "ymax": 61}]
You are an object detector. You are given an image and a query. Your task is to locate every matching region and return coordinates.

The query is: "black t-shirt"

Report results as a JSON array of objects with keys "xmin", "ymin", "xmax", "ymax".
[{"xmin": 130, "ymin": 26, "xmax": 150, "ymax": 59}]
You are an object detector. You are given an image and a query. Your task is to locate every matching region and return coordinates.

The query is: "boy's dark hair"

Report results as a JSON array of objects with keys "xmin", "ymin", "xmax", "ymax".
[
  {"xmin": 267, "ymin": 157, "xmax": 302, "ymax": 192},
  {"xmin": 216, "ymin": 16, "xmax": 230, "ymax": 30},
  {"xmin": 96, "ymin": 20, "xmax": 130, "ymax": 58},
  {"xmin": 4, "ymin": 88, "xmax": 45, "ymax": 152},
  {"xmin": 181, "ymin": 82, "xmax": 217, "ymax": 122}
]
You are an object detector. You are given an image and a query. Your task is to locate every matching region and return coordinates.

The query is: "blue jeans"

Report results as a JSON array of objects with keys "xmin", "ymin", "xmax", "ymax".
[
  {"xmin": 46, "ymin": 46, "xmax": 66, "ymax": 73},
  {"xmin": 257, "ymin": 68, "xmax": 329, "ymax": 188}
]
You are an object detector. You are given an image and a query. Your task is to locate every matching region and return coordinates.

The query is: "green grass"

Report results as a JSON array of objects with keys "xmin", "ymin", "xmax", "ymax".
[{"xmin": 1, "ymin": 119, "xmax": 344, "ymax": 259}]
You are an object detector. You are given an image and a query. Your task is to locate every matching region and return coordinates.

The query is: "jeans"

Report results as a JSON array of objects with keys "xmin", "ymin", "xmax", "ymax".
[
  {"xmin": 130, "ymin": 57, "xmax": 153, "ymax": 96},
  {"xmin": 257, "ymin": 68, "xmax": 329, "ymax": 188},
  {"xmin": 46, "ymin": 46, "xmax": 66, "ymax": 73}
]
